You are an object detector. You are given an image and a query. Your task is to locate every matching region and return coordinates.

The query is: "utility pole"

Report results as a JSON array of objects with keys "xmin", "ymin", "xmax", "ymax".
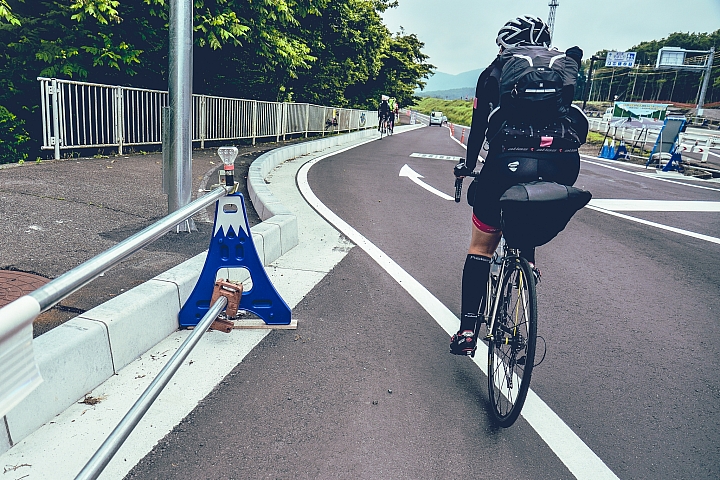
[
  {"xmin": 547, "ymin": 0, "xmax": 559, "ymax": 43},
  {"xmin": 696, "ymin": 46, "xmax": 715, "ymax": 116},
  {"xmin": 582, "ymin": 55, "xmax": 601, "ymax": 111},
  {"xmin": 167, "ymin": 0, "xmax": 195, "ymax": 232}
]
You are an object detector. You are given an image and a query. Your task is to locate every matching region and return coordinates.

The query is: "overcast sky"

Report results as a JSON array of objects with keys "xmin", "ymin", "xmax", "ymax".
[{"xmin": 381, "ymin": 0, "xmax": 720, "ymax": 75}]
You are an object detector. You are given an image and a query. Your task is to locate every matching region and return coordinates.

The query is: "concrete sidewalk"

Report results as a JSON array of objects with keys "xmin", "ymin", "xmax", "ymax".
[{"xmin": 0, "ymin": 123, "xmax": 423, "ymax": 478}]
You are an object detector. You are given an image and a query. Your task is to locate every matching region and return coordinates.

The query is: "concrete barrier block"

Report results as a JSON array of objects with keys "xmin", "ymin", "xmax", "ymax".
[
  {"xmin": 264, "ymin": 202, "xmax": 293, "ymax": 218},
  {"xmin": 250, "ymin": 231, "xmax": 266, "ymax": 265},
  {"xmin": 251, "ymin": 221, "xmax": 281, "ymax": 265},
  {"xmin": 5, "ymin": 318, "xmax": 113, "ymax": 444},
  {"xmin": 78, "ymin": 280, "xmax": 179, "ymax": 372},
  {"xmin": 266, "ymin": 214, "xmax": 298, "ymax": 255},
  {"xmin": 260, "ymin": 200, "xmax": 293, "ymax": 220},
  {"xmin": 0, "ymin": 417, "xmax": 11, "ymax": 455},
  {"xmin": 154, "ymin": 251, "xmax": 206, "ymax": 306}
]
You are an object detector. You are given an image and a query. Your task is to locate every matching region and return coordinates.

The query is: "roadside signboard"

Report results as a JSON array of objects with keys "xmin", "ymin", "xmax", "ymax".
[
  {"xmin": 613, "ymin": 102, "xmax": 671, "ymax": 120},
  {"xmin": 605, "ymin": 51, "xmax": 637, "ymax": 67}
]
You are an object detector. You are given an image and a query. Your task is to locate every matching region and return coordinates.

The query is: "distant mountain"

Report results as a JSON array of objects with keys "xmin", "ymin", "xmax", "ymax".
[
  {"xmin": 416, "ymin": 87, "xmax": 475, "ymax": 100},
  {"xmin": 420, "ymin": 69, "xmax": 482, "ymax": 93}
]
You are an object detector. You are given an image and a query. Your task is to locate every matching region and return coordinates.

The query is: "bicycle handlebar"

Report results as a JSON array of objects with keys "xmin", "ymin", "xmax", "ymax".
[{"xmin": 453, "ymin": 171, "xmax": 481, "ymax": 203}]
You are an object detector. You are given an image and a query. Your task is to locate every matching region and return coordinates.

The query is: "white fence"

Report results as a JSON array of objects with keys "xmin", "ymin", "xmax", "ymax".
[
  {"xmin": 38, "ymin": 77, "xmax": 379, "ymax": 159},
  {"xmin": 587, "ymin": 117, "xmax": 720, "ymax": 162}
]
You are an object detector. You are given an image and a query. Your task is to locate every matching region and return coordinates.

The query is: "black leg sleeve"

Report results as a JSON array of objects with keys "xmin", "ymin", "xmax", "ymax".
[{"xmin": 460, "ymin": 254, "xmax": 491, "ymax": 331}]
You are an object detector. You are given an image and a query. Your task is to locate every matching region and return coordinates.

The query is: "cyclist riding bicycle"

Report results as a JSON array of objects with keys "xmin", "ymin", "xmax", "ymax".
[
  {"xmin": 378, "ymin": 95, "xmax": 392, "ymax": 133},
  {"xmin": 388, "ymin": 97, "xmax": 397, "ymax": 132},
  {"xmin": 450, "ymin": 15, "xmax": 587, "ymax": 355}
]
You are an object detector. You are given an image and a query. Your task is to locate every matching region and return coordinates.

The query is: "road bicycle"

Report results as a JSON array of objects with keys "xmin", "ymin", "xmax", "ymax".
[
  {"xmin": 379, "ymin": 115, "xmax": 393, "ymax": 139},
  {"xmin": 454, "ymin": 173, "xmax": 538, "ymax": 428}
]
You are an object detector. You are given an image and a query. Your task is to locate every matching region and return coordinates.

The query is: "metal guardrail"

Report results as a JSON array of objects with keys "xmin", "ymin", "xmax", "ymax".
[
  {"xmin": 0, "ymin": 185, "xmax": 230, "ymax": 419},
  {"xmin": 38, "ymin": 78, "xmax": 379, "ymax": 159},
  {"xmin": 75, "ymin": 295, "xmax": 228, "ymax": 480}
]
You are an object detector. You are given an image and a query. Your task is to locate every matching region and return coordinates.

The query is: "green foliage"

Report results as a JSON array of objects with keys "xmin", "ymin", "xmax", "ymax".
[
  {"xmin": 585, "ymin": 131, "xmax": 606, "ymax": 146},
  {"xmin": 0, "ymin": 0, "xmax": 434, "ymax": 156},
  {"xmin": 0, "ymin": 0, "xmax": 20, "ymax": 25},
  {"xmin": 412, "ymin": 97, "xmax": 473, "ymax": 126},
  {"xmin": 0, "ymin": 105, "xmax": 30, "ymax": 164},
  {"xmin": 358, "ymin": 31, "xmax": 434, "ymax": 110},
  {"xmin": 585, "ymin": 30, "xmax": 720, "ymax": 105}
]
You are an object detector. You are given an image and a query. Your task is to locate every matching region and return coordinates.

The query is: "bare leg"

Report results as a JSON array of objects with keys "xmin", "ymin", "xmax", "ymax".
[{"xmin": 469, "ymin": 222, "xmax": 502, "ymax": 257}]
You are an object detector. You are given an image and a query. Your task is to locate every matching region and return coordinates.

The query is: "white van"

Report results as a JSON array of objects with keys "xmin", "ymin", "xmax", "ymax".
[
  {"xmin": 430, "ymin": 111, "xmax": 444, "ymax": 126},
  {"xmin": 602, "ymin": 107, "xmax": 614, "ymax": 122}
]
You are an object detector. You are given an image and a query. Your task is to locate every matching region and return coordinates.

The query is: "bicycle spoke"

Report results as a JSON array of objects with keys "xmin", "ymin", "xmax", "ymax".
[{"xmin": 487, "ymin": 256, "xmax": 537, "ymax": 427}]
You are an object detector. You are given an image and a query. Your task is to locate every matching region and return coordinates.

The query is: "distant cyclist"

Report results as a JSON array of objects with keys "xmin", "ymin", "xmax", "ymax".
[
  {"xmin": 388, "ymin": 97, "xmax": 397, "ymax": 132},
  {"xmin": 450, "ymin": 15, "xmax": 586, "ymax": 355},
  {"xmin": 378, "ymin": 95, "xmax": 392, "ymax": 132}
]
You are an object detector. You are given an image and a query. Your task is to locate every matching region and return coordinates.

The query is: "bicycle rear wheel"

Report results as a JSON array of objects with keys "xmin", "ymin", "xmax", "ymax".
[{"xmin": 487, "ymin": 255, "xmax": 537, "ymax": 427}]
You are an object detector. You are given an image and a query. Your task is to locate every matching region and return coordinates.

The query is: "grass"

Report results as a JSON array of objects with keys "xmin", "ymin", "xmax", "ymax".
[{"xmin": 412, "ymin": 97, "xmax": 473, "ymax": 126}]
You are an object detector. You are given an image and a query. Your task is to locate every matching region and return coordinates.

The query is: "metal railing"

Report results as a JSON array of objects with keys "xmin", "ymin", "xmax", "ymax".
[
  {"xmin": 0, "ymin": 185, "xmax": 230, "ymax": 420},
  {"xmin": 39, "ymin": 78, "xmax": 380, "ymax": 159},
  {"xmin": 75, "ymin": 295, "xmax": 228, "ymax": 480},
  {"xmin": 587, "ymin": 117, "xmax": 720, "ymax": 163}
]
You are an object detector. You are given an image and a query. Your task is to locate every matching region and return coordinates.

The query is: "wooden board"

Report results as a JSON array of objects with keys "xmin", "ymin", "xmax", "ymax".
[{"xmin": 231, "ymin": 318, "xmax": 298, "ymax": 330}]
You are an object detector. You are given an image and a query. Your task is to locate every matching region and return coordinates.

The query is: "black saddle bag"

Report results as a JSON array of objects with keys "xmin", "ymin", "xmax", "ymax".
[{"xmin": 499, "ymin": 181, "xmax": 591, "ymax": 247}]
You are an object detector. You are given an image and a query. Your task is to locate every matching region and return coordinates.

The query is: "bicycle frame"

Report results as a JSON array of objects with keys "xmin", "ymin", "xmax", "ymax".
[{"xmin": 481, "ymin": 242, "xmax": 522, "ymax": 341}]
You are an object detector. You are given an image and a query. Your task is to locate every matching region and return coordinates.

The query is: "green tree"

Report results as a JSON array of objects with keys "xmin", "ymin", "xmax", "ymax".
[
  {"xmin": 287, "ymin": 0, "xmax": 389, "ymax": 106},
  {"xmin": 0, "ymin": 0, "xmax": 434, "ymax": 160},
  {"xmin": 0, "ymin": 104, "xmax": 29, "ymax": 163}
]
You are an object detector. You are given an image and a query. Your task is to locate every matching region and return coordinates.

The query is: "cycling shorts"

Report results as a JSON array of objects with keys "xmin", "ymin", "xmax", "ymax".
[{"xmin": 471, "ymin": 151, "xmax": 580, "ymax": 230}]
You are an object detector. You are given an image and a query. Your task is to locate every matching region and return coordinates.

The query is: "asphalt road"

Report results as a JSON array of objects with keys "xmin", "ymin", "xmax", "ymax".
[{"xmin": 126, "ymin": 126, "xmax": 720, "ymax": 479}]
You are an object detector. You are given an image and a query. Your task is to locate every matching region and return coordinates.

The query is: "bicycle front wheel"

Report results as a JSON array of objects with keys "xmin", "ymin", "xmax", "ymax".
[{"xmin": 487, "ymin": 256, "xmax": 537, "ymax": 427}]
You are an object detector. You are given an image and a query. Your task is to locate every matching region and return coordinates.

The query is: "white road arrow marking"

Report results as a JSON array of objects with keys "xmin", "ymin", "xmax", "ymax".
[{"xmin": 399, "ymin": 164, "xmax": 454, "ymax": 200}]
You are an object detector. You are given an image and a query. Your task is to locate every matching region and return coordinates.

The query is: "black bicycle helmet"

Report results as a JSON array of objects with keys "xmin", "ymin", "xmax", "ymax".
[{"xmin": 496, "ymin": 15, "xmax": 551, "ymax": 49}]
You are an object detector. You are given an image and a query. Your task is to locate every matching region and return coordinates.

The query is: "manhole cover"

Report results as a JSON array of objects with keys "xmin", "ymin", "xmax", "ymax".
[{"xmin": 0, "ymin": 271, "xmax": 50, "ymax": 308}]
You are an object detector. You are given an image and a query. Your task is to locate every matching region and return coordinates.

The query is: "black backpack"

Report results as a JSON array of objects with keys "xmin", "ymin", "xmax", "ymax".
[
  {"xmin": 487, "ymin": 46, "xmax": 586, "ymax": 154},
  {"xmin": 496, "ymin": 45, "xmax": 579, "ymax": 123}
]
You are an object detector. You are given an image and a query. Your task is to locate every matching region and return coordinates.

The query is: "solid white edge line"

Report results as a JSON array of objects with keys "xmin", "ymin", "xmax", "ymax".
[
  {"xmin": 297, "ymin": 153, "xmax": 620, "ymax": 480},
  {"xmin": 585, "ymin": 205, "xmax": 720, "ymax": 245}
]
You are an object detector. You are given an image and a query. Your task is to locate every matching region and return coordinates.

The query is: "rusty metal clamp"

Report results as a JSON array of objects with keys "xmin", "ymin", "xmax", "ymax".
[{"xmin": 209, "ymin": 280, "xmax": 243, "ymax": 333}]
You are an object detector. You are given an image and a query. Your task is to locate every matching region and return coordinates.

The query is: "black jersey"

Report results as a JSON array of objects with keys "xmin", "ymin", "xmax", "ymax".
[{"xmin": 465, "ymin": 57, "xmax": 502, "ymax": 171}]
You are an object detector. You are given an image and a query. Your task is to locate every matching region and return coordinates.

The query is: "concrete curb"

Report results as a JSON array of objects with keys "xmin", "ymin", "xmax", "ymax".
[
  {"xmin": 247, "ymin": 128, "xmax": 377, "ymax": 260},
  {"xmin": 0, "ymin": 128, "xmax": 377, "ymax": 454}
]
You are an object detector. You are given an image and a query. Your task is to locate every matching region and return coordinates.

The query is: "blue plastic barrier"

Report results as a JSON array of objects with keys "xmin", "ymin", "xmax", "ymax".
[
  {"xmin": 179, "ymin": 192, "xmax": 291, "ymax": 327},
  {"xmin": 599, "ymin": 139, "xmax": 610, "ymax": 158},
  {"xmin": 613, "ymin": 141, "xmax": 629, "ymax": 160}
]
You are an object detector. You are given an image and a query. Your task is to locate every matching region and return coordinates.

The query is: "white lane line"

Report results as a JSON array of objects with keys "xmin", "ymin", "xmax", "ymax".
[
  {"xmin": 410, "ymin": 153, "xmax": 462, "ymax": 161},
  {"xmin": 399, "ymin": 164, "xmax": 454, "ymax": 200},
  {"xmin": 298, "ymin": 157, "xmax": 619, "ymax": 480},
  {"xmin": 590, "ymin": 199, "xmax": 720, "ymax": 212},
  {"xmin": 580, "ymin": 155, "xmax": 720, "ymax": 192},
  {"xmin": 585, "ymin": 205, "xmax": 720, "ymax": 245}
]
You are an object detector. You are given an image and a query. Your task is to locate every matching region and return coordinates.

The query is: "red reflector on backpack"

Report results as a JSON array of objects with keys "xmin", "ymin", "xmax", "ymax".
[{"xmin": 540, "ymin": 136, "xmax": 553, "ymax": 147}]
